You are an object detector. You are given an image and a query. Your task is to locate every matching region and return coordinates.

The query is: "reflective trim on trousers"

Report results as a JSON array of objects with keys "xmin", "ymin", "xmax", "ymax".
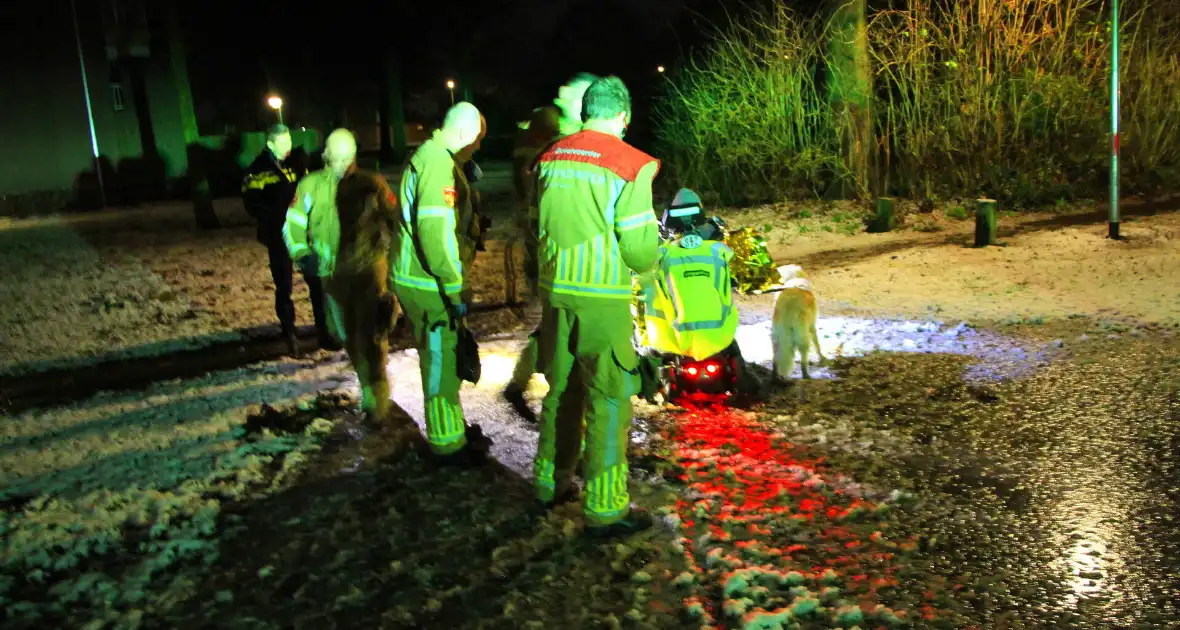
[
  {"xmin": 427, "ymin": 324, "xmax": 443, "ymax": 397},
  {"xmin": 535, "ymin": 457, "xmax": 556, "ymax": 500},
  {"xmin": 425, "ymin": 396, "xmax": 466, "ymax": 455},
  {"xmin": 325, "ymin": 292, "xmax": 347, "ymax": 343},
  {"xmin": 585, "ymin": 462, "xmax": 630, "ymax": 525}
]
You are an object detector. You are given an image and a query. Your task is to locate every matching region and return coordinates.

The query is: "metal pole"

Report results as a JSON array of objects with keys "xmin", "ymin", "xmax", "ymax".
[
  {"xmin": 1109, "ymin": 0, "xmax": 1120, "ymax": 239},
  {"xmin": 278, "ymin": 105, "xmax": 284, "ymax": 125},
  {"xmin": 70, "ymin": 0, "xmax": 106, "ymax": 208}
]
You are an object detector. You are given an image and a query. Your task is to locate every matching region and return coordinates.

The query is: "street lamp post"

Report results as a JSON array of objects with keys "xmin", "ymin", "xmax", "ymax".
[
  {"xmin": 446, "ymin": 80, "xmax": 455, "ymax": 105},
  {"xmin": 267, "ymin": 95, "xmax": 284, "ymax": 124},
  {"xmin": 1109, "ymin": 0, "xmax": 1120, "ymax": 240},
  {"xmin": 70, "ymin": 0, "xmax": 105, "ymax": 208},
  {"xmin": 657, "ymin": 65, "xmax": 665, "ymax": 73}
]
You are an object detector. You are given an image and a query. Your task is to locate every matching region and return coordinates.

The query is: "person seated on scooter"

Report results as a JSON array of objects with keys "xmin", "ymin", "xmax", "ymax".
[{"xmin": 639, "ymin": 189, "xmax": 740, "ymax": 365}]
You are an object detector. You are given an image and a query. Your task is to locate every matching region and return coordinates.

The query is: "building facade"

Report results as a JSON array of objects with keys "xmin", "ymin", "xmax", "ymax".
[{"xmin": 0, "ymin": 0, "xmax": 198, "ymax": 212}]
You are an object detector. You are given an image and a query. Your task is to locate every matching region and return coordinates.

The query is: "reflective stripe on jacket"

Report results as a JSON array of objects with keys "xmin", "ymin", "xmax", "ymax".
[
  {"xmin": 282, "ymin": 168, "xmax": 341, "ymax": 277},
  {"xmin": 534, "ymin": 130, "xmax": 661, "ymax": 309},
  {"xmin": 242, "ymin": 149, "xmax": 303, "ymax": 243},
  {"xmin": 392, "ymin": 133, "xmax": 466, "ymax": 297},
  {"xmin": 643, "ymin": 238, "xmax": 738, "ymax": 360}
]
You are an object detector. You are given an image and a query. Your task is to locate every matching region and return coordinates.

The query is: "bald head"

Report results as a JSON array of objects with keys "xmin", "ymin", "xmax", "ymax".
[
  {"xmin": 324, "ymin": 128, "xmax": 356, "ymax": 178},
  {"xmin": 555, "ymin": 72, "xmax": 599, "ymax": 126},
  {"xmin": 440, "ymin": 102, "xmax": 485, "ymax": 153}
]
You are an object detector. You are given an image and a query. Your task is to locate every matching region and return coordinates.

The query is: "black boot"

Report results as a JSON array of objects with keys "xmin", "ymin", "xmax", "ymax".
[
  {"xmin": 534, "ymin": 485, "xmax": 581, "ymax": 514},
  {"xmin": 318, "ymin": 330, "xmax": 343, "ymax": 351},
  {"xmin": 585, "ymin": 507, "xmax": 654, "ymax": 538},
  {"xmin": 431, "ymin": 424, "xmax": 494, "ymax": 468},
  {"xmin": 502, "ymin": 383, "xmax": 537, "ymax": 424}
]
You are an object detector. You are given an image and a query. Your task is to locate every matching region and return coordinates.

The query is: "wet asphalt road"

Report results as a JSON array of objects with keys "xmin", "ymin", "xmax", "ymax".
[{"xmin": 944, "ymin": 332, "xmax": 1180, "ymax": 627}]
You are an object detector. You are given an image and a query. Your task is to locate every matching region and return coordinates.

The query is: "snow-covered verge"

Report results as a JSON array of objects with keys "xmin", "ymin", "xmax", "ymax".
[
  {"xmin": 0, "ymin": 356, "xmax": 357, "ymax": 628},
  {"xmin": 0, "ymin": 197, "xmax": 529, "ymax": 377},
  {"xmin": 0, "ymin": 212, "xmax": 241, "ymax": 377},
  {"xmin": 4, "ymin": 190, "xmax": 1175, "ymax": 376},
  {"xmin": 727, "ymin": 198, "xmax": 1180, "ymax": 327}
]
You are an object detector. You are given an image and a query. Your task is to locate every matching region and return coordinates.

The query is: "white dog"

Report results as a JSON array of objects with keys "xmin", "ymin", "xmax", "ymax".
[{"xmin": 772, "ymin": 265, "xmax": 824, "ymax": 380}]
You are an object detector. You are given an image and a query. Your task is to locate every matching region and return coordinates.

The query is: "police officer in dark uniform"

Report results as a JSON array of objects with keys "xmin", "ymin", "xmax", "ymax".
[{"xmin": 242, "ymin": 124, "xmax": 335, "ymax": 354}]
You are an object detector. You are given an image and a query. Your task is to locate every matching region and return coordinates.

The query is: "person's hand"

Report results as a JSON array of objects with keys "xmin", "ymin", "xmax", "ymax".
[{"xmin": 297, "ymin": 254, "xmax": 319, "ymax": 276}]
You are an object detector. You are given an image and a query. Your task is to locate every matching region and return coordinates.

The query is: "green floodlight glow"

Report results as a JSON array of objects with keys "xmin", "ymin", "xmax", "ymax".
[
  {"xmin": 70, "ymin": 0, "xmax": 99, "ymax": 159},
  {"xmin": 1109, "ymin": 0, "xmax": 1120, "ymax": 239},
  {"xmin": 70, "ymin": 0, "xmax": 104, "ymax": 207}
]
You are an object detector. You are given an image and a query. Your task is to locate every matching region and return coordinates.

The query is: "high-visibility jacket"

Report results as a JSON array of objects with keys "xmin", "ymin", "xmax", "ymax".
[
  {"xmin": 641, "ymin": 235, "xmax": 738, "ymax": 361},
  {"xmin": 283, "ymin": 167, "xmax": 342, "ymax": 277},
  {"xmin": 514, "ymin": 104, "xmax": 581, "ymax": 219},
  {"xmin": 392, "ymin": 131, "xmax": 468, "ymax": 298},
  {"xmin": 534, "ymin": 130, "xmax": 661, "ymax": 310}
]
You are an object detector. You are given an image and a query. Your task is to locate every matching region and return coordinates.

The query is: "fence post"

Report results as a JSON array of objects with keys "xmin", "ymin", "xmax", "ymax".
[
  {"xmin": 974, "ymin": 199, "xmax": 998, "ymax": 247},
  {"xmin": 868, "ymin": 197, "xmax": 894, "ymax": 233}
]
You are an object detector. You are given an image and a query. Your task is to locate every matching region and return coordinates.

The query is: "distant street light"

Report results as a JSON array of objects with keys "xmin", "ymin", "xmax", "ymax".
[
  {"xmin": 267, "ymin": 95, "xmax": 284, "ymax": 124},
  {"xmin": 446, "ymin": 80, "xmax": 456, "ymax": 105},
  {"xmin": 657, "ymin": 65, "xmax": 665, "ymax": 73}
]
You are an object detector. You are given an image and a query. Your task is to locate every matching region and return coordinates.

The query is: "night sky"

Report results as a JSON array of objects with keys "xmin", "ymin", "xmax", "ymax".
[{"xmin": 181, "ymin": 0, "xmax": 740, "ymax": 145}]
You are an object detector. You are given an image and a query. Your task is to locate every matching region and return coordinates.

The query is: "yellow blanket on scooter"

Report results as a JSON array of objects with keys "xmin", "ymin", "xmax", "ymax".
[{"xmin": 635, "ymin": 235, "xmax": 739, "ymax": 362}]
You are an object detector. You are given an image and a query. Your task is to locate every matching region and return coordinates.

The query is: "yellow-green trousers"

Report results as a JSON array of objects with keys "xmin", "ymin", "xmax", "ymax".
[
  {"xmin": 535, "ymin": 302, "xmax": 641, "ymax": 526},
  {"xmin": 324, "ymin": 262, "xmax": 396, "ymax": 421},
  {"xmin": 508, "ymin": 216, "xmax": 542, "ymax": 390},
  {"xmin": 509, "ymin": 330, "xmax": 539, "ymax": 390},
  {"xmin": 395, "ymin": 287, "xmax": 468, "ymax": 455}
]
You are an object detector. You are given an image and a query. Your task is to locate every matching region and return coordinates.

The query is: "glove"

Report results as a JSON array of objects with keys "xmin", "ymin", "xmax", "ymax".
[
  {"xmin": 296, "ymin": 254, "xmax": 319, "ymax": 276},
  {"xmin": 448, "ymin": 302, "xmax": 468, "ymax": 320}
]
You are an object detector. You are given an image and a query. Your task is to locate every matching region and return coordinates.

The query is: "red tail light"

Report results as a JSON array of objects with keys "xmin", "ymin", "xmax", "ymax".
[
  {"xmin": 686, "ymin": 366, "xmax": 699, "ymax": 377},
  {"xmin": 706, "ymin": 362, "xmax": 718, "ymax": 374}
]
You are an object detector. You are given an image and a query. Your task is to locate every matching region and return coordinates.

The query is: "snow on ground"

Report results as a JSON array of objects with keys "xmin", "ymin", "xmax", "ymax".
[
  {"xmin": 735, "ymin": 315, "xmax": 1058, "ymax": 382},
  {"xmin": 0, "ymin": 210, "xmax": 240, "ymax": 376},
  {"xmin": 3, "ymin": 180, "xmax": 1176, "ymax": 376},
  {"xmin": 373, "ymin": 305, "xmax": 1057, "ymax": 481},
  {"xmin": 7, "ymin": 191, "xmax": 1177, "ymax": 626},
  {"xmin": 0, "ymin": 164, "xmax": 526, "ymax": 376},
  {"xmin": 0, "ymin": 355, "xmax": 351, "ymax": 498},
  {"xmin": 731, "ymin": 198, "xmax": 1180, "ymax": 326},
  {"xmin": 384, "ymin": 336, "xmax": 543, "ymax": 477}
]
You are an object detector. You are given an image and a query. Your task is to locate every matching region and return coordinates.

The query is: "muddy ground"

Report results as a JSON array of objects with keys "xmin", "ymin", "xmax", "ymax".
[{"xmin": 2, "ymin": 167, "xmax": 1179, "ymax": 628}]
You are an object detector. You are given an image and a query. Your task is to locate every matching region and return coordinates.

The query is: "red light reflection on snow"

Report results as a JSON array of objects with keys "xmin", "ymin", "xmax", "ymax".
[{"xmin": 663, "ymin": 402, "xmax": 924, "ymax": 627}]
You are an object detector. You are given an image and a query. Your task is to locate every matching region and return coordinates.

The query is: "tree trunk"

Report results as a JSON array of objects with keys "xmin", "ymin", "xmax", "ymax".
[
  {"xmin": 165, "ymin": 4, "xmax": 219, "ymax": 229},
  {"xmin": 378, "ymin": 52, "xmax": 407, "ymax": 164},
  {"xmin": 823, "ymin": 0, "xmax": 872, "ymax": 200}
]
